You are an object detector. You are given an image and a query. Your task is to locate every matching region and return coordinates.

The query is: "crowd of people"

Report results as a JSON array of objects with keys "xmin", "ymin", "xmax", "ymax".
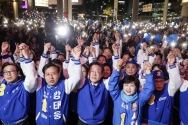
[{"xmin": 0, "ymin": 12, "xmax": 188, "ymax": 125}]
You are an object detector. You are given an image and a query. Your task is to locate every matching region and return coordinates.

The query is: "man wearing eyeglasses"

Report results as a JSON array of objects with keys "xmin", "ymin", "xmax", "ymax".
[{"xmin": 0, "ymin": 42, "xmax": 38, "ymax": 125}]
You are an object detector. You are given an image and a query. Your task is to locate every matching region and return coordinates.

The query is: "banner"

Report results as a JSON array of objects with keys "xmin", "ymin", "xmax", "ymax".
[
  {"xmin": 35, "ymin": 0, "xmax": 48, "ymax": 7},
  {"xmin": 143, "ymin": 4, "xmax": 152, "ymax": 12}
]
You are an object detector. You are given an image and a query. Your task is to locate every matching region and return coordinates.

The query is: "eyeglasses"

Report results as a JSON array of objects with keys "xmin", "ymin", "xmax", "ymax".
[{"xmin": 3, "ymin": 70, "xmax": 17, "ymax": 75}]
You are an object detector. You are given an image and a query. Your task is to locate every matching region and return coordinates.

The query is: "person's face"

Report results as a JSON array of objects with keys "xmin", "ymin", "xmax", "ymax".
[
  {"xmin": 3, "ymin": 65, "xmax": 19, "ymax": 83},
  {"xmin": 134, "ymin": 36, "xmax": 140, "ymax": 43},
  {"xmin": 123, "ymin": 82, "xmax": 137, "ymax": 96},
  {"xmin": 94, "ymin": 33, "xmax": 99, "ymax": 40},
  {"xmin": 35, "ymin": 60, "xmax": 40, "ymax": 71},
  {"xmin": 82, "ymin": 66, "xmax": 87, "ymax": 77},
  {"xmin": 125, "ymin": 64, "xmax": 137, "ymax": 75},
  {"xmin": 129, "ymin": 46, "xmax": 135, "ymax": 54},
  {"xmin": 97, "ymin": 56, "xmax": 106, "ymax": 64},
  {"xmin": 154, "ymin": 55, "xmax": 162, "ymax": 64},
  {"xmin": 152, "ymin": 66, "xmax": 160, "ymax": 71},
  {"xmin": 154, "ymin": 47, "xmax": 159, "ymax": 52},
  {"xmin": 103, "ymin": 66, "xmax": 111, "ymax": 79},
  {"xmin": 44, "ymin": 66, "xmax": 60, "ymax": 86},
  {"xmin": 99, "ymin": 49, "xmax": 103, "ymax": 55},
  {"xmin": 103, "ymin": 49, "xmax": 112, "ymax": 59},
  {"xmin": 184, "ymin": 68, "xmax": 188, "ymax": 80},
  {"xmin": 154, "ymin": 78, "xmax": 165, "ymax": 91},
  {"xmin": 58, "ymin": 55, "xmax": 65, "ymax": 62},
  {"xmin": 89, "ymin": 65, "xmax": 103, "ymax": 83},
  {"xmin": 122, "ymin": 54, "xmax": 130, "ymax": 62}
]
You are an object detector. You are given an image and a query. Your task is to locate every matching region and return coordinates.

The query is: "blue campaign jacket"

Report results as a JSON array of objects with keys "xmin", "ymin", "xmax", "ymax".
[
  {"xmin": 77, "ymin": 78, "xmax": 109, "ymax": 124},
  {"xmin": 0, "ymin": 78, "xmax": 30, "ymax": 125},
  {"xmin": 143, "ymin": 84, "xmax": 174, "ymax": 125},
  {"xmin": 180, "ymin": 87, "xmax": 188, "ymax": 124},
  {"xmin": 109, "ymin": 70, "xmax": 154, "ymax": 125},
  {"xmin": 36, "ymin": 79, "xmax": 69, "ymax": 125}
]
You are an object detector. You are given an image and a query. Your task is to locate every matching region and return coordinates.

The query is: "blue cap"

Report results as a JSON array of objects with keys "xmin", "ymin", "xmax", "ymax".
[
  {"xmin": 154, "ymin": 34, "xmax": 162, "ymax": 43},
  {"xmin": 153, "ymin": 70, "xmax": 164, "ymax": 79},
  {"xmin": 126, "ymin": 60, "xmax": 139, "ymax": 68}
]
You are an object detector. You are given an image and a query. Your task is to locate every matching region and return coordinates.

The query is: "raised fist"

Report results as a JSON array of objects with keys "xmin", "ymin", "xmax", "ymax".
[{"xmin": 1, "ymin": 42, "xmax": 9, "ymax": 52}]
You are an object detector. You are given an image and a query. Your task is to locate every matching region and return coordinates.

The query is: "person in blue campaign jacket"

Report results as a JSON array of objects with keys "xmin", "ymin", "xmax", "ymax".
[
  {"xmin": 142, "ymin": 52, "xmax": 182, "ymax": 125},
  {"xmin": 77, "ymin": 61, "xmax": 109, "ymax": 125},
  {"xmin": 123, "ymin": 59, "xmax": 139, "ymax": 77},
  {"xmin": 179, "ymin": 59, "xmax": 188, "ymax": 125},
  {"xmin": 36, "ymin": 44, "xmax": 82, "ymax": 125},
  {"xmin": 109, "ymin": 59, "xmax": 154, "ymax": 125},
  {"xmin": 0, "ymin": 42, "xmax": 38, "ymax": 125}
]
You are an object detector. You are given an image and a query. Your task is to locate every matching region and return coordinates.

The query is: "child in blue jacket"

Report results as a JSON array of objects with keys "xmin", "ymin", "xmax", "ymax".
[{"xmin": 109, "ymin": 59, "xmax": 154, "ymax": 125}]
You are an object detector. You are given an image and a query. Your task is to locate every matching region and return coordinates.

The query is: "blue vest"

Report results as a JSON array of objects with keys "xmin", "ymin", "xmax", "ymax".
[
  {"xmin": 77, "ymin": 78, "xmax": 109, "ymax": 124},
  {"xmin": 180, "ymin": 88, "xmax": 188, "ymax": 124},
  {"xmin": 143, "ymin": 84, "xmax": 173, "ymax": 125},
  {"xmin": 0, "ymin": 78, "xmax": 30, "ymax": 125},
  {"xmin": 36, "ymin": 79, "xmax": 69, "ymax": 125}
]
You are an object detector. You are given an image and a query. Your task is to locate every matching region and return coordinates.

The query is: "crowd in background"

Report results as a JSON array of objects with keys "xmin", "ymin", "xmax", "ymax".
[{"xmin": 0, "ymin": 12, "xmax": 188, "ymax": 125}]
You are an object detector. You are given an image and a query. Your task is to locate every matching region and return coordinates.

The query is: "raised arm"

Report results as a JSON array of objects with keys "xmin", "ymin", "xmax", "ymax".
[
  {"xmin": 38, "ymin": 43, "xmax": 51, "ymax": 77},
  {"xmin": 109, "ymin": 59, "xmax": 124, "ymax": 101},
  {"xmin": 49, "ymin": 45, "xmax": 57, "ymax": 60},
  {"xmin": 1, "ymin": 42, "xmax": 13, "ymax": 64},
  {"xmin": 139, "ymin": 62, "xmax": 155, "ymax": 103},
  {"xmin": 13, "ymin": 43, "xmax": 20, "ymax": 63},
  {"xmin": 88, "ymin": 46, "xmax": 97, "ymax": 64},
  {"xmin": 21, "ymin": 45, "xmax": 38, "ymax": 93},
  {"xmin": 64, "ymin": 45, "xmax": 82, "ymax": 94},
  {"xmin": 92, "ymin": 34, "xmax": 99, "ymax": 57},
  {"xmin": 167, "ymin": 51, "xmax": 182, "ymax": 96},
  {"xmin": 112, "ymin": 43, "xmax": 120, "ymax": 70}
]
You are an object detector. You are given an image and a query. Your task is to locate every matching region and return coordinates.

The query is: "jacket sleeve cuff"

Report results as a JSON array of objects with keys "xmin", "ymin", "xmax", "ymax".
[
  {"xmin": 169, "ymin": 64, "xmax": 176, "ymax": 69},
  {"xmin": 65, "ymin": 60, "xmax": 69, "ymax": 64},
  {"xmin": 20, "ymin": 56, "xmax": 25, "ymax": 62},
  {"xmin": 25, "ymin": 58, "xmax": 32, "ymax": 64},
  {"xmin": 42, "ymin": 53, "xmax": 48, "ymax": 58},
  {"xmin": 74, "ymin": 59, "xmax": 81, "ymax": 65},
  {"xmin": 114, "ymin": 55, "xmax": 119, "ymax": 60}
]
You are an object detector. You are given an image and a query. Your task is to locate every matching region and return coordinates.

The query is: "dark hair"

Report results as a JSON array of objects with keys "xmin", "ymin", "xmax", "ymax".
[
  {"xmin": 42, "ymin": 63, "xmax": 60, "ymax": 74},
  {"xmin": 2, "ymin": 62, "xmax": 21, "ymax": 72},
  {"xmin": 155, "ymin": 52, "xmax": 163, "ymax": 60},
  {"xmin": 122, "ymin": 75, "xmax": 140, "ymax": 91},
  {"xmin": 57, "ymin": 53, "xmax": 65, "ymax": 58},
  {"xmin": 128, "ymin": 44, "xmax": 136, "ymax": 48},
  {"xmin": 121, "ymin": 52, "xmax": 132, "ymax": 59},
  {"xmin": 103, "ymin": 63, "xmax": 112, "ymax": 74},
  {"xmin": 103, "ymin": 47, "xmax": 113, "ymax": 54},
  {"xmin": 97, "ymin": 55, "xmax": 107, "ymax": 62},
  {"xmin": 51, "ymin": 59, "xmax": 62, "ymax": 66},
  {"xmin": 134, "ymin": 35, "xmax": 141, "ymax": 41},
  {"xmin": 152, "ymin": 64, "xmax": 165, "ymax": 73},
  {"xmin": 89, "ymin": 62, "xmax": 104, "ymax": 73},
  {"xmin": 82, "ymin": 64, "xmax": 89, "ymax": 76},
  {"xmin": 34, "ymin": 58, "xmax": 40, "ymax": 63}
]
